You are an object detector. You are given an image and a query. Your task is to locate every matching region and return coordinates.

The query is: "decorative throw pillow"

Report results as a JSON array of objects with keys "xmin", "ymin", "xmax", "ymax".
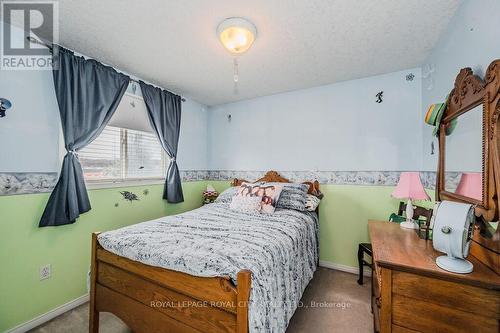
[
  {"xmin": 268, "ymin": 182, "xmax": 309, "ymax": 211},
  {"xmin": 236, "ymin": 182, "xmax": 283, "ymax": 214},
  {"xmin": 214, "ymin": 187, "xmax": 239, "ymax": 203},
  {"xmin": 229, "ymin": 195, "xmax": 262, "ymax": 213},
  {"xmin": 305, "ymin": 194, "xmax": 321, "ymax": 211}
]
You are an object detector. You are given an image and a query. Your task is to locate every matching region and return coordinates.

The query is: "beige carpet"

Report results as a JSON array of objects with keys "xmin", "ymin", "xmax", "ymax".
[{"xmin": 29, "ymin": 268, "xmax": 372, "ymax": 333}]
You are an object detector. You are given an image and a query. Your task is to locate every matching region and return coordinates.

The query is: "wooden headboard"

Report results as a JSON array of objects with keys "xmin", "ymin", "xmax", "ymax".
[{"xmin": 231, "ymin": 170, "xmax": 323, "ymax": 198}]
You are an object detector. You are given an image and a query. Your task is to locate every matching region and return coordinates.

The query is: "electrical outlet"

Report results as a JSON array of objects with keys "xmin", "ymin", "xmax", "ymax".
[{"xmin": 40, "ymin": 264, "xmax": 51, "ymax": 280}]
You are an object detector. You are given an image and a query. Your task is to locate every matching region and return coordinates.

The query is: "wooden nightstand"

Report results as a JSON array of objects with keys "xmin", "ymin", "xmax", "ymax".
[{"xmin": 369, "ymin": 220, "xmax": 500, "ymax": 333}]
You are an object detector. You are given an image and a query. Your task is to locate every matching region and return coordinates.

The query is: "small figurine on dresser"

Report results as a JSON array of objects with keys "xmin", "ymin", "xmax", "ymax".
[{"xmin": 203, "ymin": 184, "xmax": 219, "ymax": 204}]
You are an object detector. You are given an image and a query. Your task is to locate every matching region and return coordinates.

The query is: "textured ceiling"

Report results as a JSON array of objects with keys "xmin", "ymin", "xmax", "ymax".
[{"xmin": 31, "ymin": 0, "xmax": 460, "ymax": 106}]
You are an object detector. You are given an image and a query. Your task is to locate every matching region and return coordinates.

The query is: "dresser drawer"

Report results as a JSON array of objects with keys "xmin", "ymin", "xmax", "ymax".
[
  {"xmin": 392, "ymin": 270, "xmax": 500, "ymax": 317},
  {"xmin": 392, "ymin": 294, "xmax": 499, "ymax": 333}
]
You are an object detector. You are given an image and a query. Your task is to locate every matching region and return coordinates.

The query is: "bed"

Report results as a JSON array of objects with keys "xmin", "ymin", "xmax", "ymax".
[{"xmin": 89, "ymin": 171, "xmax": 321, "ymax": 333}]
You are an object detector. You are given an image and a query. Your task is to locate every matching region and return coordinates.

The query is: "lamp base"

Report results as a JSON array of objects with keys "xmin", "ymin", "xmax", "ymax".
[
  {"xmin": 436, "ymin": 255, "xmax": 473, "ymax": 274},
  {"xmin": 400, "ymin": 220, "xmax": 418, "ymax": 229}
]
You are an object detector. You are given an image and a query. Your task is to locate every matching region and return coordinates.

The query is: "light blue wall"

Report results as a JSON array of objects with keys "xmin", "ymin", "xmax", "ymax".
[
  {"xmin": 178, "ymin": 100, "xmax": 208, "ymax": 170},
  {"xmin": 208, "ymin": 68, "xmax": 422, "ymax": 171},
  {"xmin": 0, "ymin": 23, "xmax": 209, "ymax": 173},
  {"xmin": 0, "ymin": 24, "xmax": 60, "ymax": 172},
  {"xmin": 421, "ymin": 0, "xmax": 500, "ymax": 171}
]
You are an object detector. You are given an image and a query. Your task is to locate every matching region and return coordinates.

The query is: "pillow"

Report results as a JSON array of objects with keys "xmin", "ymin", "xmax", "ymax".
[
  {"xmin": 214, "ymin": 187, "xmax": 239, "ymax": 203},
  {"xmin": 236, "ymin": 182, "xmax": 283, "ymax": 214},
  {"xmin": 305, "ymin": 194, "xmax": 321, "ymax": 211},
  {"xmin": 267, "ymin": 182, "xmax": 309, "ymax": 211},
  {"xmin": 229, "ymin": 195, "xmax": 262, "ymax": 213}
]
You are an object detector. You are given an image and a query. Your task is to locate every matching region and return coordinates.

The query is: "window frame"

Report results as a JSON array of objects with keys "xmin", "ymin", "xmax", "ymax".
[{"xmin": 80, "ymin": 126, "xmax": 168, "ymax": 188}]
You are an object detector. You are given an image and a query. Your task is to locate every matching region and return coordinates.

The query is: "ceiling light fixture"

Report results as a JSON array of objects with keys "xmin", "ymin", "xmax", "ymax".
[{"xmin": 217, "ymin": 17, "xmax": 257, "ymax": 86}]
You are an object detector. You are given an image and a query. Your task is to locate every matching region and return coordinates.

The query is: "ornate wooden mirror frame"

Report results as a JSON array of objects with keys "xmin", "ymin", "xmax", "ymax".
[{"xmin": 436, "ymin": 59, "xmax": 500, "ymax": 273}]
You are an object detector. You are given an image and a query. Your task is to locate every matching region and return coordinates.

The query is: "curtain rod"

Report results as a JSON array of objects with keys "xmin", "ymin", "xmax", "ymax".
[{"xmin": 27, "ymin": 36, "xmax": 186, "ymax": 102}]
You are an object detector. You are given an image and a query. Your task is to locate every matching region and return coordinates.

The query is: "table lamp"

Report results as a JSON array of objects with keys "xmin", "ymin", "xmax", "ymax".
[
  {"xmin": 455, "ymin": 172, "xmax": 482, "ymax": 201},
  {"xmin": 391, "ymin": 172, "xmax": 431, "ymax": 229}
]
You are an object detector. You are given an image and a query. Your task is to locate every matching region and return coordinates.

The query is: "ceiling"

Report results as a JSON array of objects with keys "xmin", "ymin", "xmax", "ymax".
[{"xmin": 31, "ymin": 0, "xmax": 460, "ymax": 106}]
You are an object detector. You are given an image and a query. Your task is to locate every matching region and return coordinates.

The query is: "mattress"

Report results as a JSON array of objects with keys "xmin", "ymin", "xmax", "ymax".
[{"xmin": 98, "ymin": 202, "xmax": 319, "ymax": 333}]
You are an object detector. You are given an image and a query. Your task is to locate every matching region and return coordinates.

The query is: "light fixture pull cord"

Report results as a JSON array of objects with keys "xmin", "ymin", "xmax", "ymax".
[{"xmin": 233, "ymin": 58, "xmax": 239, "ymax": 83}]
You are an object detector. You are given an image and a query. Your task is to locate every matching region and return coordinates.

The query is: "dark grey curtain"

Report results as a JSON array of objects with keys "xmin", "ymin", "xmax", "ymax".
[
  {"xmin": 139, "ymin": 81, "xmax": 184, "ymax": 203},
  {"xmin": 39, "ymin": 46, "xmax": 129, "ymax": 227}
]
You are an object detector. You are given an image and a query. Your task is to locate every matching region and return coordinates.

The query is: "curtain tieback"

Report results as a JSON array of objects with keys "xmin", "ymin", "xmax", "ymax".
[{"xmin": 170, "ymin": 157, "xmax": 176, "ymax": 162}]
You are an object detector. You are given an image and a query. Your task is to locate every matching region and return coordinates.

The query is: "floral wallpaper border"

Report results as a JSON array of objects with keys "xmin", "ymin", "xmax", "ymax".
[
  {"xmin": 205, "ymin": 170, "xmax": 436, "ymax": 188},
  {"xmin": 1, "ymin": 170, "xmax": 460, "ymax": 196},
  {"xmin": 203, "ymin": 170, "xmax": 462, "ymax": 191},
  {"xmin": 0, "ymin": 173, "xmax": 59, "ymax": 196}
]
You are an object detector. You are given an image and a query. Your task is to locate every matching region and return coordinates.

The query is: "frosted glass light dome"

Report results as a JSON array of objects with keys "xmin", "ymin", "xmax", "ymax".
[{"xmin": 217, "ymin": 17, "xmax": 257, "ymax": 54}]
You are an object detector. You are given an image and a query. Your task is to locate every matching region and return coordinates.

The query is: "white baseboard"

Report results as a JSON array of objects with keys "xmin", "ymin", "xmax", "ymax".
[
  {"xmin": 319, "ymin": 260, "xmax": 371, "ymax": 277},
  {"xmin": 6, "ymin": 294, "xmax": 89, "ymax": 333}
]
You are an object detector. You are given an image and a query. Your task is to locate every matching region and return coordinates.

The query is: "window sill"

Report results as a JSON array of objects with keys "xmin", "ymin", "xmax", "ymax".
[{"xmin": 86, "ymin": 178, "xmax": 165, "ymax": 190}]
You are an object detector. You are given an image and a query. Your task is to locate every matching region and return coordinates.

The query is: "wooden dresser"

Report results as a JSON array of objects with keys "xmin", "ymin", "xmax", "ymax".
[{"xmin": 369, "ymin": 220, "xmax": 500, "ymax": 333}]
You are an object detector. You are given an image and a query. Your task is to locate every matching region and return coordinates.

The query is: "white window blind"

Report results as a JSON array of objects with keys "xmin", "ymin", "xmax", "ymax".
[
  {"xmin": 79, "ymin": 126, "xmax": 121, "ymax": 181},
  {"xmin": 125, "ymin": 128, "xmax": 165, "ymax": 179},
  {"xmin": 79, "ymin": 126, "xmax": 166, "ymax": 182}
]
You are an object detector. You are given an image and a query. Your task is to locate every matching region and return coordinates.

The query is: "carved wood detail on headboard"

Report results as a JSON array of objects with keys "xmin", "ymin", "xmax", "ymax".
[{"xmin": 231, "ymin": 170, "xmax": 322, "ymax": 197}]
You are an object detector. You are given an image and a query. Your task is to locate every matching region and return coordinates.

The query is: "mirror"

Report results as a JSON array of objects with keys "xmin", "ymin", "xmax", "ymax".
[
  {"xmin": 437, "ymin": 66, "xmax": 490, "ymax": 216},
  {"xmin": 436, "ymin": 60, "xmax": 500, "ymax": 275},
  {"xmin": 444, "ymin": 104, "xmax": 483, "ymax": 202}
]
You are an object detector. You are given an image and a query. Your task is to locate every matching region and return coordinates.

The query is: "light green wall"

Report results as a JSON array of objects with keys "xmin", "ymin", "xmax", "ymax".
[
  {"xmin": 0, "ymin": 181, "xmax": 206, "ymax": 332},
  {"xmin": 318, "ymin": 185, "xmax": 433, "ymax": 266},
  {"xmin": 209, "ymin": 181, "xmax": 434, "ymax": 267},
  {"xmin": 1, "ymin": 180, "xmax": 434, "ymax": 331}
]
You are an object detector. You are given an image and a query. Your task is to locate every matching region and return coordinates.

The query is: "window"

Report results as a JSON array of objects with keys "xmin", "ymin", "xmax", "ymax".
[{"xmin": 79, "ymin": 126, "xmax": 167, "ymax": 182}]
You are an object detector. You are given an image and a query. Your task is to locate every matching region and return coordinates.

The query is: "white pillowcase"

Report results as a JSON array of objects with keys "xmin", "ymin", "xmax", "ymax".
[
  {"xmin": 305, "ymin": 194, "xmax": 321, "ymax": 211},
  {"xmin": 229, "ymin": 195, "xmax": 262, "ymax": 213}
]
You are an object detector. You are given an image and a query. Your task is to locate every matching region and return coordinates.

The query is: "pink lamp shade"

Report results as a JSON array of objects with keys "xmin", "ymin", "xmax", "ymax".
[
  {"xmin": 391, "ymin": 172, "xmax": 430, "ymax": 201},
  {"xmin": 455, "ymin": 172, "xmax": 482, "ymax": 201}
]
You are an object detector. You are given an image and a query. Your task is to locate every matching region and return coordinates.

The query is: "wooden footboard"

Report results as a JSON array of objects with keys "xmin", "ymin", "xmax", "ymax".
[{"xmin": 89, "ymin": 233, "xmax": 252, "ymax": 333}]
